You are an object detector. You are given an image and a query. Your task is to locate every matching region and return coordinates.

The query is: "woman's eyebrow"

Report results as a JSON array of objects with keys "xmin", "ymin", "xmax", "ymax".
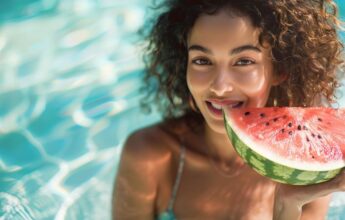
[
  {"xmin": 188, "ymin": 44, "xmax": 262, "ymax": 55},
  {"xmin": 188, "ymin": 45, "xmax": 212, "ymax": 54},
  {"xmin": 231, "ymin": 45, "xmax": 262, "ymax": 55}
]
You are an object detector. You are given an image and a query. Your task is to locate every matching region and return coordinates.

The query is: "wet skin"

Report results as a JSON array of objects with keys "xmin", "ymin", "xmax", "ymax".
[{"xmin": 112, "ymin": 9, "xmax": 332, "ymax": 220}]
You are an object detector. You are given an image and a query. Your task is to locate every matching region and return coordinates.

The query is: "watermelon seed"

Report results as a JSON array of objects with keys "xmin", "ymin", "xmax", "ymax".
[
  {"xmin": 288, "ymin": 131, "xmax": 293, "ymax": 135},
  {"xmin": 260, "ymin": 113, "xmax": 265, "ymax": 117},
  {"xmin": 318, "ymin": 118, "xmax": 322, "ymax": 122},
  {"xmin": 273, "ymin": 117, "xmax": 278, "ymax": 122},
  {"xmin": 312, "ymin": 133, "xmax": 315, "ymax": 137},
  {"xmin": 306, "ymin": 136, "xmax": 310, "ymax": 142},
  {"xmin": 244, "ymin": 112, "xmax": 250, "ymax": 116},
  {"xmin": 265, "ymin": 122, "xmax": 270, "ymax": 126},
  {"xmin": 297, "ymin": 125, "xmax": 301, "ymax": 130},
  {"xmin": 281, "ymin": 129, "xmax": 285, "ymax": 133},
  {"xmin": 312, "ymin": 155, "xmax": 315, "ymax": 159},
  {"xmin": 318, "ymin": 135, "xmax": 322, "ymax": 139},
  {"xmin": 288, "ymin": 122, "xmax": 292, "ymax": 127}
]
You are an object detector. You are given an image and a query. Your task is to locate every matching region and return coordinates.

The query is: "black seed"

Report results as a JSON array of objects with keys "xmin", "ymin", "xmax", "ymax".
[
  {"xmin": 266, "ymin": 122, "xmax": 270, "ymax": 126},
  {"xmin": 306, "ymin": 137, "xmax": 310, "ymax": 142},
  {"xmin": 281, "ymin": 129, "xmax": 285, "ymax": 133},
  {"xmin": 318, "ymin": 118, "xmax": 322, "ymax": 122},
  {"xmin": 297, "ymin": 125, "xmax": 301, "ymax": 130},
  {"xmin": 312, "ymin": 133, "xmax": 315, "ymax": 137},
  {"xmin": 244, "ymin": 112, "xmax": 250, "ymax": 116},
  {"xmin": 273, "ymin": 117, "xmax": 278, "ymax": 122},
  {"xmin": 288, "ymin": 122, "xmax": 292, "ymax": 127},
  {"xmin": 260, "ymin": 113, "xmax": 265, "ymax": 117},
  {"xmin": 312, "ymin": 155, "xmax": 315, "ymax": 159},
  {"xmin": 288, "ymin": 131, "xmax": 293, "ymax": 135},
  {"xmin": 318, "ymin": 135, "xmax": 322, "ymax": 139}
]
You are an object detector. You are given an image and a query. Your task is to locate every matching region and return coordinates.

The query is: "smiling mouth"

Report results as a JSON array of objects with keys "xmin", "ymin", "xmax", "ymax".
[{"xmin": 206, "ymin": 101, "xmax": 244, "ymax": 117}]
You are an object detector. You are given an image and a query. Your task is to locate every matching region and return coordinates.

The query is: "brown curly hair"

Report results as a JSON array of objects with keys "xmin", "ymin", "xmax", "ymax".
[{"xmin": 140, "ymin": 0, "xmax": 344, "ymax": 124}]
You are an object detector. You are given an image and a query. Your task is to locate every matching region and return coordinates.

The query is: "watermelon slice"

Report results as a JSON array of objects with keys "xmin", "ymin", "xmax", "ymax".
[{"xmin": 223, "ymin": 107, "xmax": 345, "ymax": 185}]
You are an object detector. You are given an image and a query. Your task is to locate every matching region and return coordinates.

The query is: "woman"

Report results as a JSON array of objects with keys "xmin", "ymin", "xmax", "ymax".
[{"xmin": 113, "ymin": 0, "xmax": 345, "ymax": 219}]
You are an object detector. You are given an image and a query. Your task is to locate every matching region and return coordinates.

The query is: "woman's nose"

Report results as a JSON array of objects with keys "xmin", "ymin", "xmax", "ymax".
[{"xmin": 209, "ymin": 67, "xmax": 234, "ymax": 96}]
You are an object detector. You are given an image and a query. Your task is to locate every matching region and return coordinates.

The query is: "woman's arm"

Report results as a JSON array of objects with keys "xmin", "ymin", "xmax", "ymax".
[
  {"xmin": 273, "ymin": 193, "xmax": 331, "ymax": 220},
  {"xmin": 273, "ymin": 195, "xmax": 302, "ymax": 220},
  {"xmin": 112, "ymin": 130, "xmax": 168, "ymax": 220},
  {"xmin": 300, "ymin": 195, "xmax": 332, "ymax": 220}
]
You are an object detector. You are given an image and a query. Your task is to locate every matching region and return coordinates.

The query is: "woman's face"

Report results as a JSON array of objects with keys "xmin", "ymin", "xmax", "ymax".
[{"xmin": 187, "ymin": 9, "xmax": 280, "ymax": 134}]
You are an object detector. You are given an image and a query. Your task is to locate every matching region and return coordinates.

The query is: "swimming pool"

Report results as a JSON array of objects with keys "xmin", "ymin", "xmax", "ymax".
[{"xmin": 0, "ymin": 0, "xmax": 345, "ymax": 219}]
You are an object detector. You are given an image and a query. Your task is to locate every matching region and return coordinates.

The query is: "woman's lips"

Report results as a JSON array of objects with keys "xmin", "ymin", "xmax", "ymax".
[{"xmin": 206, "ymin": 101, "xmax": 244, "ymax": 118}]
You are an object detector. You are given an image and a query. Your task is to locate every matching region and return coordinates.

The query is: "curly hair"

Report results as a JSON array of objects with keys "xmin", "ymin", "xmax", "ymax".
[{"xmin": 140, "ymin": 0, "xmax": 344, "ymax": 124}]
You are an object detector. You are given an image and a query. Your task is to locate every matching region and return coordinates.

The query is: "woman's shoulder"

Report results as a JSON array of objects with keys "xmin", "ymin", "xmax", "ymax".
[
  {"xmin": 113, "ymin": 118, "xmax": 188, "ymax": 218},
  {"xmin": 121, "ymin": 116, "xmax": 188, "ymax": 169}
]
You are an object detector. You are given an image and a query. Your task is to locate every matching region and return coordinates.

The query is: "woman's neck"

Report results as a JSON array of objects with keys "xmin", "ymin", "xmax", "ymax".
[{"xmin": 203, "ymin": 123, "xmax": 238, "ymax": 163}]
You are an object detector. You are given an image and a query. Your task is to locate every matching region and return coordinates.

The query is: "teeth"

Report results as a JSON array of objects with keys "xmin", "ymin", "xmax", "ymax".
[
  {"xmin": 230, "ymin": 102, "xmax": 241, "ymax": 108},
  {"xmin": 210, "ymin": 101, "xmax": 243, "ymax": 110},
  {"xmin": 211, "ymin": 102, "xmax": 222, "ymax": 110}
]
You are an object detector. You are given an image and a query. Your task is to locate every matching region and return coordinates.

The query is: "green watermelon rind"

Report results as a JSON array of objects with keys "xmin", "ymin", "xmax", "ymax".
[{"xmin": 224, "ymin": 116, "xmax": 342, "ymax": 185}]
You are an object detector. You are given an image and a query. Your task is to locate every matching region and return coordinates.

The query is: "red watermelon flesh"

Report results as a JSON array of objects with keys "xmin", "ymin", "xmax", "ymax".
[{"xmin": 224, "ymin": 107, "xmax": 345, "ymax": 172}]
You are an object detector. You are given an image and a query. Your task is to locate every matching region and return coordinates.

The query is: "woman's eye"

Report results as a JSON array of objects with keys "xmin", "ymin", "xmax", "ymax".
[
  {"xmin": 192, "ymin": 58, "xmax": 211, "ymax": 65},
  {"xmin": 235, "ymin": 59, "xmax": 254, "ymax": 66}
]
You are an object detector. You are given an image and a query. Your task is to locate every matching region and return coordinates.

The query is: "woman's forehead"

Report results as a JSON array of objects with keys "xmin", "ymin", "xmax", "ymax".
[{"xmin": 187, "ymin": 10, "xmax": 262, "ymax": 50}]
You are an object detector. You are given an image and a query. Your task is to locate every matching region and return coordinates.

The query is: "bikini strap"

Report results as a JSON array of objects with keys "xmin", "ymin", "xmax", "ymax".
[{"xmin": 166, "ymin": 143, "xmax": 186, "ymax": 211}]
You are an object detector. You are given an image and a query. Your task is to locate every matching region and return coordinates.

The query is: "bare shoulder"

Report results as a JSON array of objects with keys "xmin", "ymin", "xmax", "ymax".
[
  {"xmin": 117, "ymin": 116, "xmax": 189, "ymax": 184},
  {"xmin": 112, "ymin": 119, "xmax": 186, "ymax": 219},
  {"xmin": 121, "ymin": 112, "xmax": 203, "ymax": 167},
  {"xmin": 122, "ymin": 119, "xmax": 185, "ymax": 166}
]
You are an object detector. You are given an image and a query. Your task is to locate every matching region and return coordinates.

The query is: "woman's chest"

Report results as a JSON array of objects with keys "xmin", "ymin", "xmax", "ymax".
[{"xmin": 159, "ymin": 164, "xmax": 277, "ymax": 220}]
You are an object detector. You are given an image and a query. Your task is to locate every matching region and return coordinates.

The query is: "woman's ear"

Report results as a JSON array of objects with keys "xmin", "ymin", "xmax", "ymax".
[{"xmin": 272, "ymin": 73, "xmax": 288, "ymax": 86}]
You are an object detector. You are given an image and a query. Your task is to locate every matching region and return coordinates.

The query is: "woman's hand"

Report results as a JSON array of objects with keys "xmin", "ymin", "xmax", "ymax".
[{"xmin": 273, "ymin": 169, "xmax": 345, "ymax": 220}]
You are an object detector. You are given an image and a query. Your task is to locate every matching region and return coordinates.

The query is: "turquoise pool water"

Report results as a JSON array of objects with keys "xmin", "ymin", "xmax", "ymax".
[
  {"xmin": 0, "ymin": 1, "xmax": 161, "ymax": 219},
  {"xmin": 0, "ymin": 1, "xmax": 345, "ymax": 219}
]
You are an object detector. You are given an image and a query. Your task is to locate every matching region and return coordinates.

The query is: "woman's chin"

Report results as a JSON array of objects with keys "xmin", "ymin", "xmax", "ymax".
[{"xmin": 204, "ymin": 118, "xmax": 227, "ymax": 135}]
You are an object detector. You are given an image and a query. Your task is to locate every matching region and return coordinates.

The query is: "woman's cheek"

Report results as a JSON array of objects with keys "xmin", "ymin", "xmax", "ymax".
[
  {"xmin": 241, "ymin": 70, "xmax": 273, "ymax": 107},
  {"xmin": 239, "ymin": 71, "xmax": 267, "ymax": 93}
]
